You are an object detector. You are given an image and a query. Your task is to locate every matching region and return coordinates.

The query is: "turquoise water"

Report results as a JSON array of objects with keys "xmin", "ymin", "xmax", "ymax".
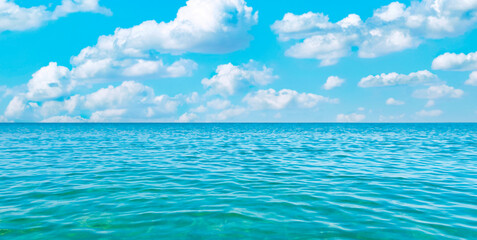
[{"xmin": 0, "ymin": 123, "xmax": 476, "ymax": 239}]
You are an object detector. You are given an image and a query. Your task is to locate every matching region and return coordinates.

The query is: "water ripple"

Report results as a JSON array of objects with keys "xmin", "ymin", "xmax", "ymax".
[{"xmin": 0, "ymin": 123, "xmax": 476, "ymax": 239}]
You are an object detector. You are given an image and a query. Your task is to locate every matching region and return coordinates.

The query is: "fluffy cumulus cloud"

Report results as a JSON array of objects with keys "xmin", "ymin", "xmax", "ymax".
[
  {"xmin": 173, "ymin": 86, "xmax": 339, "ymax": 122},
  {"xmin": 84, "ymin": 81, "xmax": 185, "ymax": 120},
  {"xmin": 2, "ymin": 61, "xmax": 190, "ymax": 121},
  {"xmin": 74, "ymin": 58, "xmax": 198, "ymax": 87},
  {"xmin": 416, "ymin": 109, "xmax": 443, "ymax": 117},
  {"xmin": 70, "ymin": 58, "xmax": 198, "ymax": 82},
  {"xmin": 283, "ymin": 33, "xmax": 358, "ymax": 66},
  {"xmin": 4, "ymin": 96, "xmax": 26, "ymax": 118},
  {"xmin": 432, "ymin": 51, "xmax": 477, "ymax": 71},
  {"xmin": 2, "ymin": 58, "xmax": 337, "ymax": 122},
  {"xmin": 177, "ymin": 112, "xmax": 198, "ymax": 123},
  {"xmin": 0, "ymin": 0, "xmax": 110, "ymax": 33},
  {"xmin": 272, "ymin": 0, "xmax": 477, "ymax": 66},
  {"xmin": 466, "ymin": 71, "xmax": 477, "ymax": 86},
  {"xmin": 271, "ymin": 12, "xmax": 335, "ymax": 41},
  {"xmin": 202, "ymin": 61, "xmax": 277, "ymax": 96},
  {"xmin": 206, "ymin": 99, "xmax": 231, "ymax": 110},
  {"xmin": 243, "ymin": 88, "xmax": 338, "ymax": 110},
  {"xmin": 178, "ymin": 87, "xmax": 338, "ymax": 122},
  {"xmin": 323, "ymin": 76, "xmax": 345, "ymax": 90},
  {"xmin": 83, "ymin": 81, "xmax": 154, "ymax": 110},
  {"xmin": 22, "ymin": 0, "xmax": 258, "ymax": 90},
  {"xmin": 358, "ymin": 70, "xmax": 438, "ymax": 87},
  {"xmin": 52, "ymin": 0, "xmax": 111, "ymax": 19},
  {"xmin": 432, "ymin": 51, "xmax": 477, "ymax": 86},
  {"xmin": 4, "ymin": 0, "xmax": 261, "ymax": 121},
  {"xmin": 89, "ymin": 109, "xmax": 127, "ymax": 122},
  {"xmin": 413, "ymin": 84, "xmax": 464, "ymax": 99},
  {"xmin": 73, "ymin": 0, "xmax": 257, "ymax": 61},
  {"xmin": 25, "ymin": 62, "xmax": 71, "ymax": 101},
  {"xmin": 3, "ymin": 81, "xmax": 192, "ymax": 122},
  {"xmin": 336, "ymin": 113, "xmax": 366, "ymax": 122},
  {"xmin": 386, "ymin": 98, "xmax": 405, "ymax": 105}
]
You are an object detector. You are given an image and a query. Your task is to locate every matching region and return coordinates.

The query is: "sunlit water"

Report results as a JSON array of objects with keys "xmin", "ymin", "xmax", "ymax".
[{"xmin": 0, "ymin": 123, "xmax": 476, "ymax": 239}]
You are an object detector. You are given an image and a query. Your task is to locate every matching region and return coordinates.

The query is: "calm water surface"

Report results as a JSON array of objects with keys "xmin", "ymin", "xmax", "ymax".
[{"xmin": 0, "ymin": 123, "xmax": 476, "ymax": 239}]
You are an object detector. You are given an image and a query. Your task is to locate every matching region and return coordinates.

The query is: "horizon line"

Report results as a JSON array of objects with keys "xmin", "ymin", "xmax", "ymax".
[{"xmin": 1, "ymin": 122, "xmax": 477, "ymax": 124}]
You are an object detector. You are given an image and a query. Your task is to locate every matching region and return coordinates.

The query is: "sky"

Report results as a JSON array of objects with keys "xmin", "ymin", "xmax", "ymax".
[{"xmin": 0, "ymin": 0, "xmax": 476, "ymax": 122}]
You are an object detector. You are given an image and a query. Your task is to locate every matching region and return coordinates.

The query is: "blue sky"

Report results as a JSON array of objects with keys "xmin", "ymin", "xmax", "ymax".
[{"xmin": 0, "ymin": 0, "xmax": 476, "ymax": 122}]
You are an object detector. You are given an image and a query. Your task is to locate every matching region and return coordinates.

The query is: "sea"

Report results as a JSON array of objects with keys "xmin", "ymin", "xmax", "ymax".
[{"xmin": 0, "ymin": 123, "xmax": 476, "ymax": 239}]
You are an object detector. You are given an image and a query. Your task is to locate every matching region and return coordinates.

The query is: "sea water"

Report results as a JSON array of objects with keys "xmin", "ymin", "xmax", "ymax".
[{"xmin": 0, "ymin": 123, "xmax": 476, "ymax": 239}]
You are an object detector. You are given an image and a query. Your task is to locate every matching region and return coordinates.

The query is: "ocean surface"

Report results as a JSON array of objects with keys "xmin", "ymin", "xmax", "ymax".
[{"xmin": 0, "ymin": 123, "xmax": 476, "ymax": 239}]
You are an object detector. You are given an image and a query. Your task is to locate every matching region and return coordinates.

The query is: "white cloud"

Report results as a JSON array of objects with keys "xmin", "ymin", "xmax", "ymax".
[
  {"xmin": 3, "ymin": 0, "xmax": 259, "ymax": 123},
  {"xmin": 41, "ymin": 115, "xmax": 86, "ymax": 123},
  {"xmin": 0, "ymin": 0, "xmax": 47, "ymax": 32},
  {"xmin": 416, "ymin": 109, "xmax": 443, "ymax": 117},
  {"xmin": 358, "ymin": 29, "xmax": 418, "ymax": 58},
  {"xmin": 0, "ymin": 115, "xmax": 10, "ymax": 122},
  {"xmin": 16, "ymin": 59, "xmax": 193, "ymax": 117},
  {"xmin": 191, "ymin": 105, "xmax": 207, "ymax": 113},
  {"xmin": 52, "ymin": 0, "xmax": 112, "ymax": 19},
  {"xmin": 243, "ymin": 88, "xmax": 338, "ymax": 110},
  {"xmin": 70, "ymin": 58, "xmax": 112, "ymax": 79},
  {"xmin": 38, "ymin": 98, "xmax": 78, "ymax": 117},
  {"xmin": 152, "ymin": 95, "xmax": 181, "ymax": 115},
  {"xmin": 211, "ymin": 107, "xmax": 246, "ymax": 121},
  {"xmin": 425, "ymin": 100, "xmax": 435, "ymax": 107},
  {"xmin": 359, "ymin": 70, "xmax": 438, "ymax": 87},
  {"xmin": 323, "ymin": 76, "xmax": 345, "ymax": 90},
  {"xmin": 71, "ymin": 58, "xmax": 198, "ymax": 81},
  {"xmin": 83, "ymin": 81, "xmax": 182, "ymax": 118},
  {"xmin": 4, "ymin": 93, "xmax": 82, "ymax": 121},
  {"xmin": 180, "ymin": 87, "xmax": 338, "ymax": 122},
  {"xmin": 0, "ymin": 0, "xmax": 110, "ymax": 33},
  {"xmin": 84, "ymin": 81, "xmax": 154, "ymax": 110},
  {"xmin": 465, "ymin": 71, "xmax": 477, "ymax": 86},
  {"xmin": 165, "ymin": 59, "xmax": 199, "ymax": 78},
  {"xmin": 336, "ymin": 113, "xmax": 366, "ymax": 122},
  {"xmin": 413, "ymin": 84, "xmax": 464, "ymax": 99},
  {"xmin": 206, "ymin": 99, "xmax": 231, "ymax": 110},
  {"xmin": 72, "ymin": 0, "xmax": 257, "ymax": 66},
  {"xmin": 202, "ymin": 61, "xmax": 277, "ymax": 96},
  {"xmin": 337, "ymin": 14, "xmax": 362, "ymax": 29},
  {"xmin": 4, "ymin": 96, "xmax": 26, "ymax": 118},
  {"xmin": 186, "ymin": 92, "xmax": 200, "ymax": 104},
  {"xmin": 20, "ymin": 0, "xmax": 256, "ymax": 89},
  {"xmin": 90, "ymin": 109, "xmax": 126, "ymax": 122},
  {"xmin": 374, "ymin": 2, "xmax": 406, "ymax": 22},
  {"xmin": 177, "ymin": 112, "xmax": 198, "ymax": 123},
  {"xmin": 386, "ymin": 97, "xmax": 405, "ymax": 105},
  {"xmin": 25, "ymin": 62, "xmax": 71, "ymax": 101},
  {"xmin": 270, "ymin": 12, "xmax": 333, "ymax": 41},
  {"xmin": 272, "ymin": 0, "xmax": 477, "ymax": 65},
  {"xmin": 4, "ymin": 80, "xmax": 191, "ymax": 122},
  {"xmin": 432, "ymin": 51, "xmax": 477, "ymax": 71},
  {"xmin": 284, "ymin": 33, "xmax": 358, "ymax": 66},
  {"xmin": 122, "ymin": 60, "xmax": 166, "ymax": 77}
]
